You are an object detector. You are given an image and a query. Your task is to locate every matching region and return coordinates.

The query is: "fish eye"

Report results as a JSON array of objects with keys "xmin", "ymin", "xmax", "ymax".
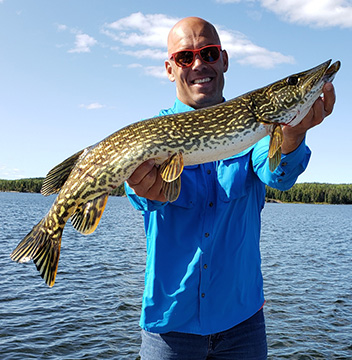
[{"xmin": 287, "ymin": 76, "xmax": 299, "ymax": 85}]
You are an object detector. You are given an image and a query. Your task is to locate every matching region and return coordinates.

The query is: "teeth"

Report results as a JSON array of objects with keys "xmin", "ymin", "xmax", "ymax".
[{"xmin": 194, "ymin": 77, "xmax": 211, "ymax": 84}]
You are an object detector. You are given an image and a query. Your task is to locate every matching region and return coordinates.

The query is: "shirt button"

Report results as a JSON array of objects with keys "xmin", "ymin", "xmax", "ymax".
[
  {"xmin": 203, "ymin": 264, "xmax": 208, "ymax": 269},
  {"xmin": 207, "ymin": 169, "xmax": 211, "ymax": 174},
  {"xmin": 205, "ymin": 232, "xmax": 210, "ymax": 238},
  {"xmin": 209, "ymin": 202, "xmax": 213, "ymax": 207},
  {"xmin": 281, "ymin": 162, "xmax": 287, "ymax": 166},
  {"xmin": 201, "ymin": 293, "xmax": 205, "ymax": 298}
]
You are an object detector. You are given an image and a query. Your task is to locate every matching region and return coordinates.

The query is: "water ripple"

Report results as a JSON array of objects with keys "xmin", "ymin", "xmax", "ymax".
[{"xmin": 0, "ymin": 194, "xmax": 351, "ymax": 359}]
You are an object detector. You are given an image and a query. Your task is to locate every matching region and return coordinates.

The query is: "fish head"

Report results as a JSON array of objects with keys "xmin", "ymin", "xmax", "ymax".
[{"xmin": 252, "ymin": 59, "xmax": 340, "ymax": 127}]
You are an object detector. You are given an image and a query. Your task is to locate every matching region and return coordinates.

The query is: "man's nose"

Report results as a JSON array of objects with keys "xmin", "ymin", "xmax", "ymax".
[{"xmin": 192, "ymin": 54, "xmax": 206, "ymax": 68}]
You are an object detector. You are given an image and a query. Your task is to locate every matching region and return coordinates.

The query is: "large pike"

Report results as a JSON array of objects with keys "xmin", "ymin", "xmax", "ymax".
[{"xmin": 11, "ymin": 60, "xmax": 340, "ymax": 286}]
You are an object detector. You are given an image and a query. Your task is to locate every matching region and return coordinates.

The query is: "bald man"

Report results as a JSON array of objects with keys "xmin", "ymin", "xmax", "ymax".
[{"xmin": 125, "ymin": 17, "xmax": 336, "ymax": 359}]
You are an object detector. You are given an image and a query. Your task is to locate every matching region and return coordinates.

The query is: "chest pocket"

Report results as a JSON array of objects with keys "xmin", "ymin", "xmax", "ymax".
[
  {"xmin": 216, "ymin": 151, "xmax": 253, "ymax": 202},
  {"xmin": 169, "ymin": 165, "xmax": 198, "ymax": 209}
]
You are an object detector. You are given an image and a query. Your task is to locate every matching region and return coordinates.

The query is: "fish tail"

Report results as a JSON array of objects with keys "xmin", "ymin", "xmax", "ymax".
[{"xmin": 10, "ymin": 218, "xmax": 63, "ymax": 287}]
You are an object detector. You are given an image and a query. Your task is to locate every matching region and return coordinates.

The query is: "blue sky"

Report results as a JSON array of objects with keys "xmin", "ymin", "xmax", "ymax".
[{"xmin": 0, "ymin": 0, "xmax": 351, "ymax": 183}]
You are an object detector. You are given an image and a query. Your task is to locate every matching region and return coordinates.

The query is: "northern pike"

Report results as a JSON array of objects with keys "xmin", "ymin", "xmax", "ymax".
[{"xmin": 11, "ymin": 59, "xmax": 340, "ymax": 287}]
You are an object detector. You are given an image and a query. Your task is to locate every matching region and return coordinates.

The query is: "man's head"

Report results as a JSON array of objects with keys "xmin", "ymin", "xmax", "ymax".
[{"xmin": 165, "ymin": 17, "xmax": 229, "ymax": 109}]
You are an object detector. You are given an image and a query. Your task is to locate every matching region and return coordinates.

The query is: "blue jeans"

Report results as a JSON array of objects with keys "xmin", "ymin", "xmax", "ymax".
[{"xmin": 140, "ymin": 309, "xmax": 267, "ymax": 360}]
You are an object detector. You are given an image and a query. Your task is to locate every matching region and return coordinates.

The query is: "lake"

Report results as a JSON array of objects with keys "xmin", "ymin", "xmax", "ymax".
[{"xmin": 0, "ymin": 192, "xmax": 351, "ymax": 359}]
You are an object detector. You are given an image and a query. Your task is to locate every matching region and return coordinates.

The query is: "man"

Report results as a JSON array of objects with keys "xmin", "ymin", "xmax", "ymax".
[{"xmin": 125, "ymin": 17, "xmax": 336, "ymax": 359}]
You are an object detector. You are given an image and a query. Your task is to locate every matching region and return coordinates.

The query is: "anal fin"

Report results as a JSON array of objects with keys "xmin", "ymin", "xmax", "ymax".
[
  {"xmin": 71, "ymin": 193, "xmax": 109, "ymax": 235},
  {"xmin": 268, "ymin": 125, "xmax": 283, "ymax": 172}
]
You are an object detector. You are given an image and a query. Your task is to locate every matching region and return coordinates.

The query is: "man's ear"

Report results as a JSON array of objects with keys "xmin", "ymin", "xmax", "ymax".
[
  {"xmin": 165, "ymin": 60, "xmax": 175, "ymax": 82},
  {"xmin": 222, "ymin": 50, "xmax": 229, "ymax": 73}
]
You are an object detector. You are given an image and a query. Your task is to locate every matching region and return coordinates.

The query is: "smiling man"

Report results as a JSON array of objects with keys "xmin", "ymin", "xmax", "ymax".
[
  {"xmin": 165, "ymin": 17, "xmax": 228, "ymax": 109},
  {"xmin": 125, "ymin": 17, "xmax": 336, "ymax": 360}
]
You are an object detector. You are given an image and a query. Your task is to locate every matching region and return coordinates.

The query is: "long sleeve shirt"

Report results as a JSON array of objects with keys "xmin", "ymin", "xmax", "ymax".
[{"xmin": 125, "ymin": 98, "xmax": 311, "ymax": 335}]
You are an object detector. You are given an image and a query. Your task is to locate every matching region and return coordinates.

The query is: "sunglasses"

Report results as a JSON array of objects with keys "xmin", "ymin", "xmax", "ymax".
[{"xmin": 169, "ymin": 45, "xmax": 222, "ymax": 68}]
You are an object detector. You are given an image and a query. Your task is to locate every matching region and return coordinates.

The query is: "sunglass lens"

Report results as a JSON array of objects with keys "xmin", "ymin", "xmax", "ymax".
[
  {"xmin": 174, "ymin": 51, "xmax": 194, "ymax": 67},
  {"xmin": 200, "ymin": 46, "xmax": 220, "ymax": 63}
]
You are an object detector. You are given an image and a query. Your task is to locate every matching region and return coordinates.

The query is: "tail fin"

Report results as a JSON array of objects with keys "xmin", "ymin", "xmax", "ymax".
[{"xmin": 10, "ymin": 219, "xmax": 62, "ymax": 287}]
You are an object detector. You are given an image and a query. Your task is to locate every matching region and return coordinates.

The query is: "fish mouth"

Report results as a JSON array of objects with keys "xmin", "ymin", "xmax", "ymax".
[
  {"xmin": 301, "ymin": 59, "xmax": 341, "ymax": 92},
  {"xmin": 323, "ymin": 60, "xmax": 341, "ymax": 83}
]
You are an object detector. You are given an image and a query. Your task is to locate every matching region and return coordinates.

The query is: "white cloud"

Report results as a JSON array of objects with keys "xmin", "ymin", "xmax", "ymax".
[
  {"xmin": 218, "ymin": 28, "xmax": 295, "ymax": 68},
  {"xmin": 260, "ymin": 0, "xmax": 352, "ymax": 28},
  {"xmin": 79, "ymin": 103, "xmax": 105, "ymax": 110},
  {"xmin": 128, "ymin": 63, "xmax": 143, "ymax": 69},
  {"xmin": 216, "ymin": 0, "xmax": 352, "ymax": 28},
  {"xmin": 123, "ymin": 48, "xmax": 167, "ymax": 60},
  {"xmin": 103, "ymin": 12, "xmax": 178, "ymax": 47},
  {"xmin": 144, "ymin": 66, "xmax": 167, "ymax": 79},
  {"xmin": 69, "ymin": 33, "xmax": 97, "ymax": 53},
  {"xmin": 56, "ymin": 24, "xmax": 98, "ymax": 53},
  {"xmin": 127, "ymin": 63, "xmax": 167, "ymax": 78},
  {"xmin": 56, "ymin": 24, "xmax": 68, "ymax": 32},
  {"xmin": 0, "ymin": 164, "xmax": 24, "ymax": 180},
  {"xmin": 216, "ymin": 0, "xmax": 242, "ymax": 3},
  {"xmin": 102, "ymin": 12, "xmax": 293, "ymax": 71}
]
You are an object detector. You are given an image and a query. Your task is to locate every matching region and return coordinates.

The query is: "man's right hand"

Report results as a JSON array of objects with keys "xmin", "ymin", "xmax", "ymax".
[{"xmin": 126, "ymin": 159, "xmax": 167, "ymax": 202}]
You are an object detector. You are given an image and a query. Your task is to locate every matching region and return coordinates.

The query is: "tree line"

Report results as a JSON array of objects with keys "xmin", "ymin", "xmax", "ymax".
[
  {"xmin": 0, "ymin": 178, "xmax": 126, "ymax": 197},
  {"xmin": 0, "ymin": 178, "xmax": 351, "ymax": 204},
  {"xmin": 265, "ymin": 183, "xmax": 352, "ymax": 204}
]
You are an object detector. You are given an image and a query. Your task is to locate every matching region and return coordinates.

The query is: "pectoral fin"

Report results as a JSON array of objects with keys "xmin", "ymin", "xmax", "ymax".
[
  {"xmin": 159, "ymin": 151, "xmax": 184, "ymax": 202},
  {"xmin": 71, "ymin": 193, "xmax": 109, "ymax": 235},
  {"xmin": 268, "ymin": 125, "xmax": 283, "ymax": 172},
  {"xmin": 159, "ymin": 151, "xmax": 184, "ymax": 182},
  {"xmin": 162, "ymin": 177, "xmax": 181, "ymax": 202}
]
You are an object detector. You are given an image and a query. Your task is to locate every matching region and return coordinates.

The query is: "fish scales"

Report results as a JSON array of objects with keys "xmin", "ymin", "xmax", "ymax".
[{"xmin": 10, "ymin": 60, "xmax": 341, "ymax": 286}]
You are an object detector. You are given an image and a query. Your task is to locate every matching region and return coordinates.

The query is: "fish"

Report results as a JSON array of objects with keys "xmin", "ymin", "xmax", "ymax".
[{"xmin": 10, "ymin": 59, "xmax": 340, "ymax": 287}]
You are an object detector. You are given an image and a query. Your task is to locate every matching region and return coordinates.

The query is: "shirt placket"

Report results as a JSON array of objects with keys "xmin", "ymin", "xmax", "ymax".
[{"xmin": 199, "ymin": 163, "xmax": 216, "ymax": 326}]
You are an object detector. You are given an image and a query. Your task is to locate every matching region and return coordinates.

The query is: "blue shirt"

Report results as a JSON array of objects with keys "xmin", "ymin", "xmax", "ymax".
[{"xmin": 125, "ymin": 98, "xmax": 311, "ymax": 335}]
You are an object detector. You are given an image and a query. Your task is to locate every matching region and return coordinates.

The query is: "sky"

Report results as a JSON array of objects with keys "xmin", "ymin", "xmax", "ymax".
[{"xmin": 0, "ymin": 0, "xmax": 351, "ymax": 184}]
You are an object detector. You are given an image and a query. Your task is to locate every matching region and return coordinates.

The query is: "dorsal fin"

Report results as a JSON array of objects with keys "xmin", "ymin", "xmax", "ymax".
[
  {"xmin": 41, "ymin": 147, "xmax": 90, "ymax": 196},
  {"xmin": 70, "ymin": 194, "xmax": 109, "ymax": 235}
]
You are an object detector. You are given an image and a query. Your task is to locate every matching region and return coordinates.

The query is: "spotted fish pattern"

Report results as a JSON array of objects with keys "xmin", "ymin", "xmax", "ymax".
[{"xmin": 10, "ymin": 60, "xmax": 340, "ymax": 286}]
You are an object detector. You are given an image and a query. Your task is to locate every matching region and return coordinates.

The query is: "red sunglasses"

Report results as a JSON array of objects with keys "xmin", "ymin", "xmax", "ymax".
[{"xmin": 169, "ymin": 45, "xmax": 222, "ymax": 68}]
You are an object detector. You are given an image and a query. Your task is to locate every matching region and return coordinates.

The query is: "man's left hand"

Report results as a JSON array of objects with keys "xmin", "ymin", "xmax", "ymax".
[{"xmin": 281, "ymin": 82, "xmax": 336, "ymax": 154}]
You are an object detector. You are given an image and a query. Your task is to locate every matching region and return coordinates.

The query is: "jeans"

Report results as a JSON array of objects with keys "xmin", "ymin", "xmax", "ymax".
[{"xmin": 140, "ymin": 309, "xmax": 267, "ymax": 360}]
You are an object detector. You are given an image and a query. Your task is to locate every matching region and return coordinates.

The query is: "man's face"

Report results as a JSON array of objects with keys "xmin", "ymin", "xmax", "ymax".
[{"xmin": 165, "ymin": 20, "xmax": 229, "ymax": 109}]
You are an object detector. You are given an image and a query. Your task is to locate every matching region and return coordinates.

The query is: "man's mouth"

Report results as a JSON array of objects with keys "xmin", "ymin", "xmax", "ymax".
[{"xmin": 192, "ymin": 77, "xmax": 212, "ymax": 85}]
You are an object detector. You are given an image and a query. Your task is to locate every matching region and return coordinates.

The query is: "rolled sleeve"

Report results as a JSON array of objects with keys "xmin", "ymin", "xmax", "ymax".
[
  {"xmin": 124, "ymin": 182, "xmax": 168, "ymax": 212},
  {"xmin": 252, "ymin": 136, "xmax": 311, "ymax": 191}
]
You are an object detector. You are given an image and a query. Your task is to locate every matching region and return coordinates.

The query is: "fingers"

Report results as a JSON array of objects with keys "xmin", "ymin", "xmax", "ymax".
[
  {"xmin": 322, "ymin": 82, "xmax": 336, "ymax": 117},
  {"xmin": 126, "ymin": 160, "xmax": 167, "ymax": 202},
  {"xmin": 127, "ymin": 159, "xmax": 156, "ymax": 186},
  {"xmin": 309, "ymin": 82, "xmax": 336, "ymax": 127},
  {"xmin": 281, "ymin": 82, "xmax": 336, "ymax": 154}
]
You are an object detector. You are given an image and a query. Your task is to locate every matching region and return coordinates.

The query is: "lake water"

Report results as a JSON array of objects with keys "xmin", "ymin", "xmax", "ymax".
[{"xmin": 0, "ymin": 192, "xmax": 351, "ymax": 359}]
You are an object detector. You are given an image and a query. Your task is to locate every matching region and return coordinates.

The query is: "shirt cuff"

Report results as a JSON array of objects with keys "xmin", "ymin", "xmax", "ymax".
[
  {"xmin": 124, "ymin": 182, "xmax": 168, "ymax": 212},
  {"xmin": 270, "ymin": 138, "xmax": 311, "ymax": 189}
]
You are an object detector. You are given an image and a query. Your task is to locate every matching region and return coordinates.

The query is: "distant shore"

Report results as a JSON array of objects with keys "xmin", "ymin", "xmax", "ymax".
[{"xmin": 1, "ymin": 178, "xmax": 351, "ymax": 205}]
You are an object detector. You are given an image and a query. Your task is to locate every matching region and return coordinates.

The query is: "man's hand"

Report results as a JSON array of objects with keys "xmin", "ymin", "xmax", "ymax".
[
  {"xmin": 126, "ymin": 159, "xmax": 167, "ymax": 202},
  {"xmin": 281, "ymin": 82, "xmax": 336, "ymax": 154}
]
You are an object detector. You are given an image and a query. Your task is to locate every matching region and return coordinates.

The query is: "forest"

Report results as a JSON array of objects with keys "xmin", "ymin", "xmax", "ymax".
[{"xmin": 0, "ymin": 178, "xmax": 351, "ymax": 204}]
